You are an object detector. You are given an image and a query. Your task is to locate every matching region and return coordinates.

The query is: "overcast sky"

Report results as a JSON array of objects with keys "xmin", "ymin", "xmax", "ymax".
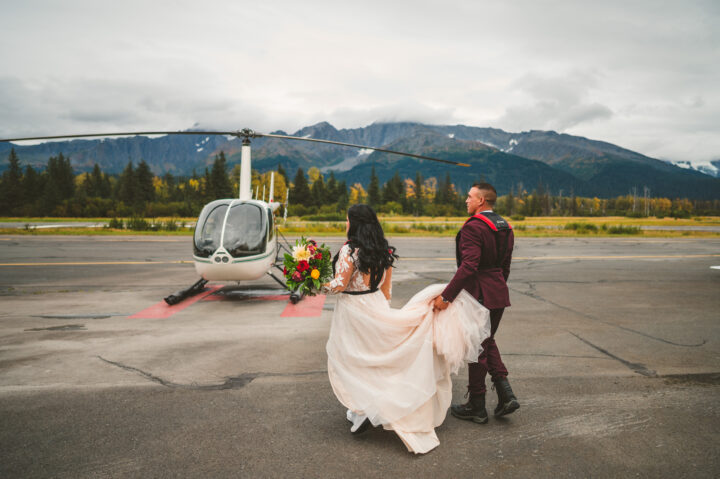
[{"xmin": 1, "ymin": 0, "xmax": 718, "ymax": 163}]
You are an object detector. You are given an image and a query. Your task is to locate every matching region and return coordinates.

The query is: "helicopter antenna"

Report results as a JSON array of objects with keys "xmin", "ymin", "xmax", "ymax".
[
  {"xmin": 0, "ymin": 128, "xmax": 471, "ymax": 167},
  {"xmin": 284, "ymin": 188, "xmax": 290, "ymax": 224}
]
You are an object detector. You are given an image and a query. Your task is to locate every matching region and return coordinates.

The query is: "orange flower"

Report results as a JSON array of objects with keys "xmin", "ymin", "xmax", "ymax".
[{"xmin": 310, "ymin": 269, "xmax": 320, "ymax": 280}]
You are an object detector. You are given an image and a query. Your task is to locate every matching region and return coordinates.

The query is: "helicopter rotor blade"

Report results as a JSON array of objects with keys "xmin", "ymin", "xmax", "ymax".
[
  {"xmin": 0, "ymin": 129, "xmax": 471, "ymax": 167},
  {"xmin": 0, "ymin": 131, "xmax": 235, "ymax": 143},
  {"xmin": 256, "ymin": 132, "xmax": 471, "ymax": 167}
]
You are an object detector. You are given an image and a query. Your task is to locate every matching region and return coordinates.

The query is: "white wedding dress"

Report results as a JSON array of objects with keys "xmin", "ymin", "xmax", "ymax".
[{"xmin": 324, "ymin": 244, "xmax": 491, "ymax": 454}]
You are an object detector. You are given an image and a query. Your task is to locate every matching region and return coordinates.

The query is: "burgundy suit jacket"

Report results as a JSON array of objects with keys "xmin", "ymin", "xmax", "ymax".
[{"xmin": 441, "ymin": 212, "xmax": 514, "ymax": 310}]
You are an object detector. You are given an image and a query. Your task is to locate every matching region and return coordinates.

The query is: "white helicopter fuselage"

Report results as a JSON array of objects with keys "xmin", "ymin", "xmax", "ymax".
[
  {"xmin": 191, "ymin": 142, "xmax": 282, "ymax": 282},
  {"xmin": 192, "ymin": 199, "xmax": 279, "ymax": 281}
]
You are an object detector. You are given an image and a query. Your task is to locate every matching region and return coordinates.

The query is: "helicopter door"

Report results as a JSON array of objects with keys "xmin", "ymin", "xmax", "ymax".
[
  {"xmin": 193, "ymin": 201, "xmax": 229, "ymax": 258},
  {"xmin": 223, "ymin": 202, "xmax": 267, "ymax": 258}
]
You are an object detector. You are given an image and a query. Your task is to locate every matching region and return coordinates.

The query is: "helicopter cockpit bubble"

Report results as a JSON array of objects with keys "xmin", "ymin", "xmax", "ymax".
[
  {"xmin": 223, "ymin": 202, "xmax": 267, "ymax": 257},
  {"xmin": 193, "ymin": 200, "xmax": 230, "ymax": 258}
]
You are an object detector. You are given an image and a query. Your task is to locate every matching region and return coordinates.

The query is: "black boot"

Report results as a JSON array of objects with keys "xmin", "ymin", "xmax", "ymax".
[
  {"xmin": 493, "ymin": 378, "xmax": 520, "ymax": 417},
  {"xmin": 450, "ymin": 394, "xmax": 488, "ymax": 424}
]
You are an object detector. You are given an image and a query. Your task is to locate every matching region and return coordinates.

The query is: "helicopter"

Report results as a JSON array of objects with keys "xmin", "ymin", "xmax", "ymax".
[{"xmin": 1, "ymin": 127, "xmax": 470, "ymax": 303}]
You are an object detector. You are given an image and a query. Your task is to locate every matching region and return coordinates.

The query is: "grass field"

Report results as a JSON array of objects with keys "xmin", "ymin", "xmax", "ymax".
[{"xmin": 1, "ymin": 216, "xmax": 719, "ymax": 238}]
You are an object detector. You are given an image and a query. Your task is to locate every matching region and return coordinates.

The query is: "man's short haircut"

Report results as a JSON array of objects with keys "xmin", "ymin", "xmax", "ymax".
[{"xmin": 472, "ymin": 182, "xmax": 498, "ymax": 206}]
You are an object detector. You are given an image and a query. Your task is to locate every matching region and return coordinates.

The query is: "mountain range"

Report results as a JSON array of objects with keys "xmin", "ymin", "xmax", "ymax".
[{"xmin": 1, "ymin": 122, "xmax": 718, "ymax": 199}]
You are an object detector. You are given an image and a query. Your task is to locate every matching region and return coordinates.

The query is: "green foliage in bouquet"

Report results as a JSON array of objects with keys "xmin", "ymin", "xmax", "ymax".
[{"xmin": 283, "ymin": 237, "xmax": 333, "ymax": 295}]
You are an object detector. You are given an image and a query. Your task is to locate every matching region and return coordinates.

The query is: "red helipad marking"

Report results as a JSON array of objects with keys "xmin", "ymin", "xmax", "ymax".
[
  {"xmin": 128, "ymin": 285, "xmax": 222, "ymax": 319},
  {"xmin": 281, "ymin": 294, "xmax": 327, "ymax": 318}
]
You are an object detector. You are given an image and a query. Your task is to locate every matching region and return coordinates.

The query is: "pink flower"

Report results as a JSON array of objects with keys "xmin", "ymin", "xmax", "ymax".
[{"xmin": 292, "ymin": 271, "xmax": 302, "ymax": 281}]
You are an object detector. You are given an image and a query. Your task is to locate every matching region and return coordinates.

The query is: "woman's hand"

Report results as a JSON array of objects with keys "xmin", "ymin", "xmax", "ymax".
[{"xmin": 432, "ymin": 295, "xmax": 450, "ymax": 312}]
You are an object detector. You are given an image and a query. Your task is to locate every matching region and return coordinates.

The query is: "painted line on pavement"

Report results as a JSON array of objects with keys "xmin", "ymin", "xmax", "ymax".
[
  {"xmin": 0, "ymin": 260, "xmax": 194, "ymax": 266},
  {"xmin": 401, "ymin": 254, "xmax": 720, "ymax": 261}
]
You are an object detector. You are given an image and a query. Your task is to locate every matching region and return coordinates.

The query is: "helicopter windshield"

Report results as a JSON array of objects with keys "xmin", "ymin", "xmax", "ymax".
[
  {"xmin": 193, "ymin": 202, "xmax": 229, "ymax": 258},
  {"xmin": 223, "ymin": 203, "xmax": 267, "ymax": 258}
]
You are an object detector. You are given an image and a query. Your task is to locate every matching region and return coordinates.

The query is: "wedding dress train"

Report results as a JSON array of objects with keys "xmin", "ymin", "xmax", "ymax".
[{"xmin": 325, "ymin": 244, "xmax": 491, "ymax": 454}]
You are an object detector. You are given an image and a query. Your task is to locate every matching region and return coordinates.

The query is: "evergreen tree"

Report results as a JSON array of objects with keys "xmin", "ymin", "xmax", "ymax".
[
  {"xmin": 85, "ymin": 164, "xmax": 104, "ymax": 197},
  {"xmin": 413, "ymin": 171, "xmax": 425, "ymax": 216},
  {"xmin": 117, "ymin": 161, "xmax": 137, "ymax": 205},
  {"xmin": 336, "ymin": 180, "xmax": 349, "ymax": 212},
  {"xmin": 436, "ymin": 172, "xmax": 454, "ymax": 204},
  {"xmin": 135, "ymin": 160, "xmax": 155, "ymax": 206},
  {"xmin": 22, "ymin": 165, "xmax": 41, "ymax": 210},
  {"xmin": 202, "ymin": 167, "xmax": 213, "ymax": 201},
  {"xmin": 290, "ymin": 168, "xmax": 312, "ymax": 206},
  {"xmin": 506, "ymin": 186, "xmax": 515, "ymax": 216},
  {"xmin": 326, "ymin": 171, "xmax": 338, "ymax": 201},
  {"xmin": 210, "ymin": 151, "xmax": 233, "ymax": 199},
  {"xmin": 277, "ymin": 163, "xmax": 288, "ymax": 183},
  {"xmin": 382, "ymin": 171, "xmax": 404, "ymax": 204},
  {"xmin": 310, "ymin": 173, "xmax": 327, "ymax": 206},
  {"xmin": 45, "ymin": 153, "xmax": 75, "ymax": 201},
  {"xmin": 367, "ymin": 166, "xmax": 381, "ymax": 208},
  {"xmin": 0, "ymin": 148, "xmax": 23, "ymax": 214}
]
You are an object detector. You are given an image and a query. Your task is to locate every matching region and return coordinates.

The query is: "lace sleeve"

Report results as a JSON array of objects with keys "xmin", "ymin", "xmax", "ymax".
[{"xmin": 323, "ymin": 245, "xmax": 355, "ymax": 294}]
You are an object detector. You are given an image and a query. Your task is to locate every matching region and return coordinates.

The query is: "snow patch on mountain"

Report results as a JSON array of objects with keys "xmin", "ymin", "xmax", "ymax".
[{"xmin": 665, "ymin": 159, "xmax": 720, "ymax": 178}]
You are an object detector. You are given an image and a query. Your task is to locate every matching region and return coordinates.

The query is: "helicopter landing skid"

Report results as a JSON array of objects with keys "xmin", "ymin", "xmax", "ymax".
[{"xmin": 164, "ymin": 278, "xmax": 209, "ymax": 305}]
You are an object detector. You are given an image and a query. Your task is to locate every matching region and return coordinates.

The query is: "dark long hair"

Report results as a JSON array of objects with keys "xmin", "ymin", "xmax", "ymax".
[{"xmin": 333, "ymin": 204, "xmax": 398, "ymax": 290}]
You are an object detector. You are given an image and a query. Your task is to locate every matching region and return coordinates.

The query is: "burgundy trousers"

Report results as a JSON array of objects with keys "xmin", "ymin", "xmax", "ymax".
[{"xmin": 468, "ymin": 308, "xmax": 508, "ymax": 396}]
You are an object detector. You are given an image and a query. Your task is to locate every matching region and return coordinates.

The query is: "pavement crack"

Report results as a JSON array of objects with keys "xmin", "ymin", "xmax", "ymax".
[
  {"xmin": 511, "ymin": 284, "xmax": 706, "ymax": 348},
  {"xmin": 97, "ymin": 356, "xmax": 326, "ymax": 390},
  {"xmin": 567, "ymin": 331, "xmax": 657, "ymax": 377},
  {"xmin": 25, "ymin": 324, "xmax": 87, "ymax": 331},
  {"xmin": 504, "ymin": 353, "xmax": 611, "ymax": 360}
]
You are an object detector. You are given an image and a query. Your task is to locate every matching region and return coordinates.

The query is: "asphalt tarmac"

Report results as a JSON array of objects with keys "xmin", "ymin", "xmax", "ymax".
[{"xmin": 1, "ymin": 235, "xmax": 719, "ymax": 478}]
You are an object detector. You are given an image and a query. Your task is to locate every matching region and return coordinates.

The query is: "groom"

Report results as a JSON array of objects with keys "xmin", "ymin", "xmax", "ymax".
[{"xmin": 432, "ymin": 182, "xmax": 519, "ymax": 424}]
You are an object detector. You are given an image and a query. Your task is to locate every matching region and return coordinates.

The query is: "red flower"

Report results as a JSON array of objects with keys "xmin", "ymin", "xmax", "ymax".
[
  {"xmin": 315, "ymin": 253, "xmax": 322, "ymax": 260},
  {"xmin": 297, "ymin": 260, "xmax": 310, "ymax": 272},
  {"xmin": 283, "ymin": 266, "xmax": 288, "ymax": 275}
]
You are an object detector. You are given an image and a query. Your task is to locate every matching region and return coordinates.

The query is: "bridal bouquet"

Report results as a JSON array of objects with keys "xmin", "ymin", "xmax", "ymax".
[{"xmin": 283, "ymin": 237, "xmax": 333, "ymax": 296}]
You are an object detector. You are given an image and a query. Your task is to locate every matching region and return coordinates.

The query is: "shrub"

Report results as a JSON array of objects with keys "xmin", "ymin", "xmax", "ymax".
[
  {"xmin": 162, "ymin": 218, "xmax": 179, "ymax": 231},
  {"xmin": 606, "ymin": 225, "xmax": 641, "ymax": 235},
  {"xmin": 510, "ymin": 214, "xmax": 526, "ymax": 221},
  {"xmin": 127, "ymin": 216, "xmax": 151, "ymax": 231},
  {"xmin": 107, "ymin": 218, "xmax": 124, "ymax": 229},
  {"xmin": 564, "ymin": 222, "xmax": 598, "ymax": 233},
  {"xmin": 303, "ymin": 214, "xmax": 345, "ymax": 221}
]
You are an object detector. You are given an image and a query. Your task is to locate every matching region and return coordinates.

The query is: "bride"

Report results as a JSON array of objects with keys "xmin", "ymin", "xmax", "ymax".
[{"xmin": 323, "ymin": 204, "xmax": 491, "ymax": 454}]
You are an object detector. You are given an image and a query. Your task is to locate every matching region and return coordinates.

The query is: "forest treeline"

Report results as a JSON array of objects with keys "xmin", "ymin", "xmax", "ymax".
[{"xmin": 1, "ymin": 148, "xmax": 718, "ymax": 218}]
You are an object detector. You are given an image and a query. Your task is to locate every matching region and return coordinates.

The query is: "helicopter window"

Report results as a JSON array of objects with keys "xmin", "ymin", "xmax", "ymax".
[
  {"xmin": 193, "ymin": 203, "xmax": 228, "ymax": 258},
  {"xmin": 224, "ymin": 203, "xmax": 267, "ymax": 258},
  {"xmin": 267, "ymin": 208, "xmax": 275, "ymax": 241}
]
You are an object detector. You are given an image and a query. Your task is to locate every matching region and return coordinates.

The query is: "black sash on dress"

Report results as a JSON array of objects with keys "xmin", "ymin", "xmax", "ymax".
[{"xmin": 341, "ymin": 289, "xmax": 379, "ymax": 295}]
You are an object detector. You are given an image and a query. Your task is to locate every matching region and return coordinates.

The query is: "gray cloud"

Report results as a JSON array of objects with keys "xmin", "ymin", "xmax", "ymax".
[
  {"xmin": 497, "ymin": 71, "xmax": 614, "ymax": 131},
  {"xmin": 1, "ymin": 0, "xmax": 719, "ymax": 163}
]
